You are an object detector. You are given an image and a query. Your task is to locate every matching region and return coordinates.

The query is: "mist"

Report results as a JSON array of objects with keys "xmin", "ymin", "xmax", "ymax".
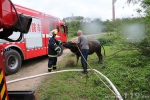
[
  {"xmin": 81, "ymin": 21, "xmax": 102, "ymax": 35},
  {"xmin": 121, "ymin": 23, "xmax": 145, "ymax": 43}
]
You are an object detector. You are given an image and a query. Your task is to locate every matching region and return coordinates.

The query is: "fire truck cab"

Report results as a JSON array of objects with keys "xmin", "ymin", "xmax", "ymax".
[{"xmin": 0, "ymin": 4, "xmax": 68, "ymax": 75}]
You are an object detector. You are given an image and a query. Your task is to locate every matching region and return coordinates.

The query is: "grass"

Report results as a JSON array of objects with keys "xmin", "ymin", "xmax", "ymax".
[{"xmin": 36, "ymin": 44, "xmax": 150, "ymax": 100}]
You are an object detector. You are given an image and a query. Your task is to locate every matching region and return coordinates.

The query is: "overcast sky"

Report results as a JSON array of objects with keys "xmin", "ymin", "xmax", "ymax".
[{"xmin": 11, "ymin": 0, "xmax": 141, "ymax": 21}]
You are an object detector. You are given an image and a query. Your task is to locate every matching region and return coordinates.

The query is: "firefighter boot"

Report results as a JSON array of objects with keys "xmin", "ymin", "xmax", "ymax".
[
  {"xmin": 48, "ymin": 67, "xmax": 53, "ymax": 72},
  {"xmin": 53, "ymin": 65, "xmax": 57, "ymax": 70}
]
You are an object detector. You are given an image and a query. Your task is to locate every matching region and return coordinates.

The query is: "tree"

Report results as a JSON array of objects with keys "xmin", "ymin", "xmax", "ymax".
[
  {"xmin": 116, "ymin": 0, "xmax": 150, "ymax": 56},
  {"xmin": 127, "ymin": 0, "xmax": 141, "ymax": 4}
]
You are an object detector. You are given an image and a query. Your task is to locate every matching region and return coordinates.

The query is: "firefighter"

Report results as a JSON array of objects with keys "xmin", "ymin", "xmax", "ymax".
[{"xmin": 48, "ymin": 29, "xmax": 62, "ymax": 72}]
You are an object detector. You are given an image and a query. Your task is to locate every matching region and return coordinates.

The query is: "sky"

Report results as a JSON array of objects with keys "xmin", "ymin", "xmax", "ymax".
[{"xmin": 11, "ymin": 0, "xmax": 141, "ymax": 21}]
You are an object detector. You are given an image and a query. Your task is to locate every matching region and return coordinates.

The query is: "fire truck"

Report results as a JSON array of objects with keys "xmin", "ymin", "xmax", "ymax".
[
  {"xmin": 0, "ymin": 1, "xmax": 68, "ymax": 75},
  {"xmin": 0, "ymin": 0, "xmax": 68, "ymax": 99}
]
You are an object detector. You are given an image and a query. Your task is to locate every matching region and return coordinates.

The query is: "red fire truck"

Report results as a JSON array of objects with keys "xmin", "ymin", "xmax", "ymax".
[
  {"xmin": 0, "ymin": 2, "xmax": 68, "ymax": 75},
  {"xmin": 0, "ymin": 0, "xmax": 68, "ymax": 99}
]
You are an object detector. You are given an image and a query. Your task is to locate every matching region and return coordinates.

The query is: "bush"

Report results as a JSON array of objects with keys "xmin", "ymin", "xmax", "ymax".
[
  {"xmin": 121, "ymin": 54, "xmax": 149, "ymax": 68},
  {"xmin": 68, "ymin": 30, "xmax": 78, "ymax": 39},
  {"xmin": 136, "ymin": 38, "xmax": 150, "ymax": 56},
  {"xmin": 97, "ymin": 38, "xmax": 114, "ymax": 46}
]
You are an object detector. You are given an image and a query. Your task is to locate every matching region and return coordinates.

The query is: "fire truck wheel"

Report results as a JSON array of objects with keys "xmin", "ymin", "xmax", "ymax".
[
  {"xmin": 4, "ymin": 49, "xmax": 22, "ymax": 75},
  {"xmin": 57, "ymin": 45, "xmax": 63, "ymax": 56}
]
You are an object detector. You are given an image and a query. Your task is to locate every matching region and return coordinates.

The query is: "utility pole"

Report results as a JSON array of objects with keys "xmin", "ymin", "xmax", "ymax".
[{"xmin": 112, "ymin": 0, "xmax": 117, "ymax": 20}]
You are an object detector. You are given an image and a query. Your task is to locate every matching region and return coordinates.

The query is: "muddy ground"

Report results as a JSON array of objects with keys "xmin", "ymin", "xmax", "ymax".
[{"xmin": 6, "ymin": 49, "xmax": 70, "ymax": 91}]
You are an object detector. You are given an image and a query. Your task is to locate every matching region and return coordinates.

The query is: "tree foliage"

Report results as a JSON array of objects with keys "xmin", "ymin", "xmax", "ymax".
[
  {"xmin": 63, "ymin": 16, "xmax": 103, "ymax": 37},
  {"xmin": 127, "ymin": 0, "xmax": 142, "ymax": 4},
  {"xmin": 111, "ymin": 0, "xmax": 150, "ymax": 56},
  {"xmin": 64, "ymin": 0, "xmax": 150, "ymax": 56}
]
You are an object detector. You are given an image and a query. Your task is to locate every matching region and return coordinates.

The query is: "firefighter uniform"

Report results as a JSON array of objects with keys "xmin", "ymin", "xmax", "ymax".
[{"xmin": 48, "ymin": 29, "xmax": 61, "ymax": 72}]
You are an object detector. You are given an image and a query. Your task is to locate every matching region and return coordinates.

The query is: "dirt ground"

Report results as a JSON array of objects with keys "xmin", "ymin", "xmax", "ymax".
[{"xmin": 6, "ymin": 49, "xmax": 70, "ymax": 91}]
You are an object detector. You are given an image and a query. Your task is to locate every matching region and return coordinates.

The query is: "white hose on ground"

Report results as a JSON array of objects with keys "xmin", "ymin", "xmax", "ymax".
[
  {"xmin": 92, "ymin": 69, "xmax": 123, "ymax": 100},
  {"xmin": 6, "ymin": 69, "xmax": 123, "ymax": 100},
  {"xmin": 75, "ymin": 45, "xmax": 123, "ymax": 100}
]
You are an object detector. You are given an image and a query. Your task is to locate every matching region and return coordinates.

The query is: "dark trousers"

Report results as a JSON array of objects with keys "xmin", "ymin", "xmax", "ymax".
[
  {"xmin": 48, "ymin": 57, "xmax": 57, "ymax": 69},
  {"xmin": 81, "ymin": 49, "xmax": 89, "ymax": 72}
]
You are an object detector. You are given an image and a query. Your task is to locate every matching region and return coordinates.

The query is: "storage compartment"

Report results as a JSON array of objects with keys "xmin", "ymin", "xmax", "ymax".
[{"xmin": 8, "ymin": 91, "xmax": 37, "ymax": 100}]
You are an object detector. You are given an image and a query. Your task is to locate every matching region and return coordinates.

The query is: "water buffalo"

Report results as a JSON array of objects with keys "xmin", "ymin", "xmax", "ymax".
[{"xmin": 63, "ymin": 40, "xmax": 105, "ymax": 65}]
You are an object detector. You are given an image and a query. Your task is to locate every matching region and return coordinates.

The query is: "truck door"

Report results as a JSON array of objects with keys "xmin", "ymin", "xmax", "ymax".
[
  {"xmin": 25, "ymin": 17, "xmax": 43, "ymax": 50},
  {"xmin": 60, "ymin": 24, "xmax": 68, "ymax": 42}
]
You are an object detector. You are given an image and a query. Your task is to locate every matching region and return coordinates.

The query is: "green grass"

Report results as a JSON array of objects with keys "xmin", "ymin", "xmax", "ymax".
[{"xmin": 36, "ymin": 45, "xmax": 150, "ymax": 100}]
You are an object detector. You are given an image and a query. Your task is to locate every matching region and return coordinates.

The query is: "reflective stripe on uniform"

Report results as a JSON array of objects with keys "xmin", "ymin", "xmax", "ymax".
[
  {"xmin": 48, "ymin": 55, "xmax": 57, "ymax": 57},
  {"xmin": 59, "ymin": 41, "xmax": 62, "ymax": 45},
  {"xmin": 55, "ymin": 46, "xmax": 59, "ymax": 51},
  {"xmin": 48, "ymin": 68, "xmax": 52, "ymax": 70},
  {"xmin": 53, "ymin": 65, "xmax": 57, "ymax": 67},
  {"xmin": 54, "ymin": 43, "xmax": 57, "ymax": 46}
]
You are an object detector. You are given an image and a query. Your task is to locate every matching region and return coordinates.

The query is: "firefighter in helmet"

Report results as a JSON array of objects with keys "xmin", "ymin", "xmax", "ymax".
[{"xmin": 48, "ymin": 29, "xmax": 62, "ymax": 72}]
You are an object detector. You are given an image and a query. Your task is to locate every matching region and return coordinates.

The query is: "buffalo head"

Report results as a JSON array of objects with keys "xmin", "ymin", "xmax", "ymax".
[{"xmin": 63, "ymin": 41, "xmax": 81, "ymax": 57}]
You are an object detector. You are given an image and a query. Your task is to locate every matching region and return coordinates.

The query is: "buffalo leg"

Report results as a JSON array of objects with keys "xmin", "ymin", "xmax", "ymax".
[
  {"xmin": 96, "ymin": 51, "xmax": 103, "ymax": 64},
  {"xmin": 76, "ymin": 56, "xmax": 79, "ymax": 66}
]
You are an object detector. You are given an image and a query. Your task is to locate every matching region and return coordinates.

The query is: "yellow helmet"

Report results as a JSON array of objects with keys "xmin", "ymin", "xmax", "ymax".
[{"xmin": 51, "ymin": 29, "xmax": 58, "ymax": 35}]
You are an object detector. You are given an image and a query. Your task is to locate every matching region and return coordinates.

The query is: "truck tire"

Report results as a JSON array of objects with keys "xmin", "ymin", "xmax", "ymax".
[
  {"xmin": 4, "ymin": 49, "xmax": 22, "ymax": 75},
  {"xmin": 57, "ymin": 45, "xmax": 63, "ymax": 56}
]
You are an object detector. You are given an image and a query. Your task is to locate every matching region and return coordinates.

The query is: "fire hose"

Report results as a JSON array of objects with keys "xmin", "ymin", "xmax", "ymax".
[
  {"xmin": 6, "ymin": 69, "xmax": 123, "ymax": 100},
  {"xmin": 76, "ymin": 45, "xmax": 123, "ymax": 100},
  {"xmin": 6, "ymin": 46, "xmax": 123, "ymax": 100}
]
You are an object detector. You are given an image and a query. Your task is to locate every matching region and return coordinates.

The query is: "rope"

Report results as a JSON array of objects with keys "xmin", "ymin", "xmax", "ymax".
[{"xmin": 76, "ymin": 44, "xmax": 117, "ymax": 96}]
